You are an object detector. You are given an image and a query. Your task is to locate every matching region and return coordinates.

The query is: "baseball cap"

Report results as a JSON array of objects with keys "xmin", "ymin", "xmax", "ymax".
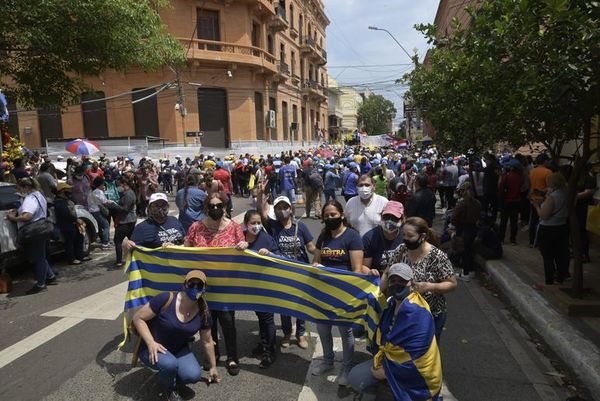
[
  {"xmin": 149, "ymin": 192, "xmax": 169, "ymax": 205},
  {"xmin": 388, "ymin": 263, "xmax": 413, "ymax": 281},
  {"xmin": 185, "ymin": 270, "xmax": 207, "ymax": 285},
  {"xmin": 273, "ymin": 196, "xmax": 292, "ymax": 207},
  {"xmin": 382, "ymin": 201, "xmax": 404, "ymax": 219}
]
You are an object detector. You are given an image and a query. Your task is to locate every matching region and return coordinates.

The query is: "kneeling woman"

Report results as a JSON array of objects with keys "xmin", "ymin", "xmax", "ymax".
[{"xmin": 133, "ymin": 271, "xmax": 220, "ymax": 400}]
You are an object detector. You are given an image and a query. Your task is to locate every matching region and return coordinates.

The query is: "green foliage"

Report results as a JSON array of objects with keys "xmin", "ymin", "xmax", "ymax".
[
  {"xmin": 356, "ymin": 95, "xmax": 397, "ymax": 136},
  {"xmin": 0, "ymin": 0, "xmax": 185, "ymax": 108}
]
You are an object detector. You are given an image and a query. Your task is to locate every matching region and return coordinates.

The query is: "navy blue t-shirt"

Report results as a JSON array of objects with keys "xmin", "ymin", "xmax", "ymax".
[
  {"xmin": 316, "ymin": 227, "xmax": 363, "ymax": 271},
  {"xmin": 131, "ymin": 216, "xmax": 185, "ymax": 248},
  {"xmin": 248, "ymin": 229, "xmax": 280, "ymax": 254},
  {"xmin": 266, "ymin": 218, "xmax": 313, "ymax": 263},
  {"xmin": 148, "ymin": 292, "xmax": 212, "ymax": 354},
  {"xmin": 362, "ymin": 226, "xmax": 404, "ymax": 272}
]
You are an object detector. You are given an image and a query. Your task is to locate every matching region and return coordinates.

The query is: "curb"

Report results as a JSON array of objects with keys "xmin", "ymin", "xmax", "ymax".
[{"xmin": 482, "ymin": 258, "xmax": 600, "ymax": 400}]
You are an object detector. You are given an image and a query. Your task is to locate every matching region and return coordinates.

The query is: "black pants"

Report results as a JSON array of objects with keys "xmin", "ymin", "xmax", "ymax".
[
  {"xmin": 114, "ymin": 222, "xmax": 135, "ymax": 264},
  {"xmin": 537, "ymin": 224, "xmax": 570, "ymax": 284},
  {"xmin": 61, "ymin": 226, "xmax": 85, "ymax": 262},
  {"xmin": 482, "ymin": 192, "xmax": 498, "ymax": 221},
  {"xmin": 211, "ymin": 310, "xmax": 238, "ymax": 363},
  {"xmin": 577, "ymin": 204, "xmax": 591, "ymax": 258},
  {"xmin": 529, "ymin": 205, "xmax": 539, "ymax": 246},
  {"xmin": 256, "ymin": 312, "xmax": 276, "ymax": 354},
  {"xmin": 520, "ymin": 192, "xmax": 530, "ymax": 224},
  {"xmin": 499, "ymin": 201, "xmax": 520, "ymax": 243},
  {"xmin": 456, "ymin": 224, "xmax": 477, "ymax": 274},
  {"xmin": 445, "ymin": 186, "xmax": 457, "ymax": 209}
]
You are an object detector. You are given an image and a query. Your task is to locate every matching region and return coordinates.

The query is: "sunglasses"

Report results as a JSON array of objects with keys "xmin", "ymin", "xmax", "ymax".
[
  {"xmin": 186, "ymin": 281, "xmax": 205, "ymax": 289},
  {"xmin": 208, "ymin": 203, "xmax": 224, "ymax": 210}
]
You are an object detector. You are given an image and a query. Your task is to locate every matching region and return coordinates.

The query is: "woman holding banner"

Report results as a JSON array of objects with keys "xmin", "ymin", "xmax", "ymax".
[
  {"xmin": 257, "ymin": 181, "xmax": 316, "ymax": 350},
  {"xmin": 311, "ymin": 200, "xmax": 365, "ymax": 386},
  {"xmin": 185, "ymin": 192, "xmax": 246, "ymax": 376}
]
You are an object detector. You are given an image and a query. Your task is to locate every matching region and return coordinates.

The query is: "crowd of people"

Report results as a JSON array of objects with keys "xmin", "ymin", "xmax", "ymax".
[{"xmin": 3, "ymin": 143, "xmax": 598, "ymax": 400}]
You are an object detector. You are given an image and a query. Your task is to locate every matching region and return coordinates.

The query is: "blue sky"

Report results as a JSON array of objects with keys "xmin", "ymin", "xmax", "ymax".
[{"xmin": 323, "ymin": 0, "xmax": 439, "ymax": 126}]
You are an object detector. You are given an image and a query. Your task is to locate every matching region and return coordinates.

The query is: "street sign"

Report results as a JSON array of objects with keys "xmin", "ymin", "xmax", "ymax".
[{"xmin": 186, "ymin": 131, "xmax": 203, "ymax": 138}]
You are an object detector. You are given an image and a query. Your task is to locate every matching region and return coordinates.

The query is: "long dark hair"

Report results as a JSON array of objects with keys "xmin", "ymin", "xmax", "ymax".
[
  {"xmin": 197, "ymin": 295, "xmax": 210, "ymax": 326},
  {"xmin": 319, "ymin": 200, "xmax": 349, "ymax": 242}
]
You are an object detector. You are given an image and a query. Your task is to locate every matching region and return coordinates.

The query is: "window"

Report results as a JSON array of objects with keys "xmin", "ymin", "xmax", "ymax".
[
  {"xmin": 301, "ymin": 106, "xmax": 306, "ymax": 141},
  {"xmin": 197, "ymin": 9, "xmax": 220, "ymax": 51},
  {"xmin": 267, "ymin": 34, "xmax": 274, "ymax": 54},
  {"xmin": 198, "ymin": 88, "xmax": 229, "ymax": 148},
  {"xmin": 300, "ymin": 59, "xmax": 305, "ymax": 81},
  {"xmin": 81, "ymin": 91, "xmax": 109, "ymax": 138},
  {"xmin": 269, "ymin": 97, "xmax": 277, "ymax": 140},
  {"xmin": 38, "ymin": 106, "xmax": 63, "ymax": 144},
  {"xmin": 292, "ymin": 104, "xmax": 298, "ymax": 141},
  {"xmin": 252, "ymin": 22, "xmax": 260, "ymax": 47},
  {"xmin": 280, "ymin": 44, "xmax": 286, "ymax": 63},
  {"xmin": 132, "ymin": 88, "xmax": 160, "ymax": 138},
  {"xmin": 282, "ymin": 101, "xmax": 289, "ymax": 140},
  {"xmin": 291, "ymin": 51, "xmax": 296, "ymax": 76},
  {"xmin": 299, "ymin": 14, "xmax": 303, "ymax": 39},
  {"xmin": 289, "ymin": 4, "xmax": 294, "ymax": 29},
  {"xmin": 255, "ymin": 92, "xmax": 264, "ymax": 140}
]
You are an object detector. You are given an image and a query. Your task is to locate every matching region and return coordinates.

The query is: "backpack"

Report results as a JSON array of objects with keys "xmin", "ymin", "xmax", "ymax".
[{"xmin": 308, "ymin": 170, "xmax": 324, "ymax": 189}]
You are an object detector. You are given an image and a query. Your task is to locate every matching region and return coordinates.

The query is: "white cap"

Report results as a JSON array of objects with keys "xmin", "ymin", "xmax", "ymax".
[
  {"xmin": 56, "ymin": 155, "xmax": 64, "ymax": 161},
  {"xmin": 148, "ymin": 192, "xmax": 169, "ymax": 205},
  {"xmin": 175, "ymin": 155, "xmax": 182, "ymax": 159},
  {"xmin": 209, "ymin": 152, "xmax": 215, "ymax": 157},
  {"xmin": 273, "ymin": 195, "xmax": 292, "ymax": 207}
]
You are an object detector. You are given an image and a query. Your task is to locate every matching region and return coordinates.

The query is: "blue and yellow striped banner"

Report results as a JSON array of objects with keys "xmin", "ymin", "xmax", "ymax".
[{"xmin": 123, "ymin": 246, "xmax": 382, "ymax": 337}]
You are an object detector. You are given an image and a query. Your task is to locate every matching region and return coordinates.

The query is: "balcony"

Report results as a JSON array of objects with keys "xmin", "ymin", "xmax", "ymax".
[
  {"xmin": 235, "ymin": 0, "xmax": 276, "ymax": 17},
  {"xmin": 274, "ymin": 61, "xmax": 290, "ymax": 82},
  {"xmin": 291, "ymin": 73, "xmax": 300, "ymax": 85},
  {"xmin": 180, "ymin": 38, "xmax": 278, "ymax": 75},
  {"xmin": 269, "ymin": 5, "xmax": 289, "ymax": 31},
  {"xmin": 300, "ymin": 36, "xmax": 316, "ymax": 54},
  {"xmin": 301, "ymin": 80, "xmax": 327, "ymax": 102},
  {"xmin": 289, "ymin": 25, "xmax": 299, "ymax": 39}
]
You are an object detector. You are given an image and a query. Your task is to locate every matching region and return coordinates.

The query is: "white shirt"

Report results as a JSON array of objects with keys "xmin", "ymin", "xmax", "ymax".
[
  {"xmin": 344, "ymin": 194, "xmax": 389, "ymax": 236},
  {"xmin": 87, "ymin": 188, "xmax": 108, "ymax": 213},
  {"xmin": 18, "ymin": 191, "xmax": 47, "ymax": 228}
]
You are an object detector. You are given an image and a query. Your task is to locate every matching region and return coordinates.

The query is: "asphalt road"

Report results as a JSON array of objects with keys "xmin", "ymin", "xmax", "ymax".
[{"xmin": 0, "ymin": 194, "xmax": 570, "ymax": 401}]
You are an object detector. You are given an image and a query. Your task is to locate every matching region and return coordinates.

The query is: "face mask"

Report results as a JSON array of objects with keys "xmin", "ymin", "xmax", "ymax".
[
  {"xmin": 358, "ymin": 186, "xmax": 372, "ymax": 199},
  {"xmin": 185, "ymin": 287, "xmax": 205, "ymax": 301},
  {"xmin": 388, "ymin": 284, "xmax": 411, "ymax": 301},
  {"xmin": 324, "ymin": 217, "xmax": 343, "ymax": 231},
  {"xmin": 275, "ymin": 209, "xmax": 292, "ymax": 220},
  {"xmin": 405, "ymin": 236, "xmax": 423, "ymax": 250},
  {"xmin": 149, "ymin": 207, "xmax": 168, "ymax": 224},
  {"xmin": 208, "ymin": 208, "xmax": 224, "ymax": 220},
  {"xmin": 248, "ymin": 223, "xmax": 263, "ymax": 235},
  {"xmin": 381, "ymin": 219, "xmax": 401, "ymax": 233}
]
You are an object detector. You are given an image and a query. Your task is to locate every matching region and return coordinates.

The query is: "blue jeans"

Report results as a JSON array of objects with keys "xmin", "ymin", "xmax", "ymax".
[
  {"xmin": 139, "ymin": 344, "xmax": 202, "ymax": 391},
  {"xmin": 280, "ymin": 188, "xmax": 296, "ymax": 204},
  {"xmin": 281, "ymin": 315, "xmax": 305, "ymax": 337},
  {"xmin": 324, "ymin": 189, "xmax": 337, "ymax": 203},
  {"xmin": 25, "ymin": 238, "xmax": 55, "ymax": 287},
  {"xmin": 348, "ymin": 359, "xmax": 380, "ymax": 395},
  {"xmin": 434, "ymin": 312, "xmax": 447, "ymax": 343},
  {"xmin": 92, "ymin": 211, "xmax": 110, "ymax": 245},
  {"xmin": 317, "ymin": 323, "xmax": 355, "ymax": 371}
]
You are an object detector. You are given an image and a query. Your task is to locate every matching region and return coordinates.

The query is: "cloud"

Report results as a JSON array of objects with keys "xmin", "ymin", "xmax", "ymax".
[{"xmin": 323, "ymin": 0, "xmax": 439, "ymax": 121}]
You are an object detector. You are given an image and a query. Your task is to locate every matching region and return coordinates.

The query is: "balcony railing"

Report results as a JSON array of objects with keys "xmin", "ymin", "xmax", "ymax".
[
  {"xmin": 303, "ymin": 36, "xmax": 316, "ymax": 48},
  {"xmin": 180, "ymin": 38, "xmax": 277, "ymax": 71},
  {"xmin": 278, "ymin": 61, "xmax": 289, "ymax": 75},
  {"xmin": 321, "ymin": 49, "xmax": 327, "ymax": 60}
]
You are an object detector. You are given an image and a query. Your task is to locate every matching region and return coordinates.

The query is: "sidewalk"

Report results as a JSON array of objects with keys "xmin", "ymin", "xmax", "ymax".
[{"xmin": 479, "ymin": 229, "xmax": 600, "ymax": 400}]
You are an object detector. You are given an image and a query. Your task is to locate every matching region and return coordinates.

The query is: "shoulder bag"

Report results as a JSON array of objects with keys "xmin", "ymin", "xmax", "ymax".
[{"xmin": 17, "ymin": 194, "xmax": 55, "ymax": 244}]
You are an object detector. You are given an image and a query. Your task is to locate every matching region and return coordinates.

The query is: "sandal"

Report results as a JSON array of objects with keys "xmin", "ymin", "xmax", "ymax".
[{"xmin": 226, "ymin": 360, "xmax": 240, "ymax": 376}]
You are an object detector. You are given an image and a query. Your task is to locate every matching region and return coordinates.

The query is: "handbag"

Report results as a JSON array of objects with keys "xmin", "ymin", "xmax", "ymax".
[{"xmin": 17, "ymin": 194, "xmax": 55, "ymax": 243}]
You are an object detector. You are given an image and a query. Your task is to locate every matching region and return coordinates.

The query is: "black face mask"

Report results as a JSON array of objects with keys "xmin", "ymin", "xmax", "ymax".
[
  {"xmin": 208, "ymin": 208, "xmax": 224, "ymax": 221},
  {"xmin": 388, "ymin": 284, "xmax": 410, "ymax": 301},
  {"xmin": 404, "ymin": 237, "xmax": 423, "ymax": 250},
  {"xmin": 324, "ymin": 217, "xmax": 343, "ymax": 231}
]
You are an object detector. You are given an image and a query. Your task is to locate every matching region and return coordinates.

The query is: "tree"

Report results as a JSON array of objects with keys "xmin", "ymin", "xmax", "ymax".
[
  {"xmin": 405, "ymin": 0, "xmax": 600, "ymax": 296},
  {"xmin": 357, "ymin": 95, "xmax": 397, "ymax": 135},
  {"xmin": 0, "ymin": 0, "xmax": 185, "ymax": 108}
]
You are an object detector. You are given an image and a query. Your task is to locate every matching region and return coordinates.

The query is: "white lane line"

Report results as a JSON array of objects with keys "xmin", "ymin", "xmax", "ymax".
[
  {"xmin": 42, "ymin": 281, "xmax": 128, "ymax": 321},
  {"xmin": 0, "ymin": 317, "xmax": 84, "ymax": 369}
]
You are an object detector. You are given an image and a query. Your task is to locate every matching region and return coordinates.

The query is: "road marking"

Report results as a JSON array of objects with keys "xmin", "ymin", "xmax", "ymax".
[
  {"xmin": 42, "ymin": 281, "xmax": 128, "ymax": 320},
  {"xmin": 0, "ymin": 317, "xmax": 84, "ymax": 369}
]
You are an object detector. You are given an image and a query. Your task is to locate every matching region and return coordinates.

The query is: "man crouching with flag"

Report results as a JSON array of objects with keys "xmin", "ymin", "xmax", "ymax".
[{"xmin": 348, "ymin": 263, "xmax": 442, "ymax": 401}]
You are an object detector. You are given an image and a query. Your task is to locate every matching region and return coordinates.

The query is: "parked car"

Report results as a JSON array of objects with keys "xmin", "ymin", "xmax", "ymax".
[{"xmin": 0, "ymin": 182, "xmax": 98, "ymax": 271}]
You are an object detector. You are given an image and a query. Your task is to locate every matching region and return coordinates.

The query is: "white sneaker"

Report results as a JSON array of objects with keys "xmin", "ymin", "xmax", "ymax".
[
  {"xmin": 337, "ymin": 369, "xmax": 349, "ymax": 386},
  {"xmin": 311, "ymin": 361, "xmax": 334, "ymax": 376}
]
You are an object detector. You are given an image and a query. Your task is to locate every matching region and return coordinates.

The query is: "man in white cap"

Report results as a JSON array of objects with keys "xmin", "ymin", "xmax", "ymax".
[{"xmin": 124, "ymin": 193, "xmax": 186, "ymax": 252}]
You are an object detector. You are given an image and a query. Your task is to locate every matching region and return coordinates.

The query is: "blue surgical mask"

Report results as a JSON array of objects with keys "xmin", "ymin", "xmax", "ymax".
[{"xmin": 185, "ymin": 287, "xmax": 205, "ymax": 301}]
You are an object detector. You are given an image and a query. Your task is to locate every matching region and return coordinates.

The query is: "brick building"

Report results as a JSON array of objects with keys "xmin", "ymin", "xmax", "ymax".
[{"xmin": 8, "ymin": 0, "xmax": 329, "ymax": 150}]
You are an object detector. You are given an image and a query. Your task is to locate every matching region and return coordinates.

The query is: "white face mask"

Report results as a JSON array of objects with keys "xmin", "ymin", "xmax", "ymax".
[
  {"xmin": 248, "ymin": 223, "xmax": 263, "ymax": 235},
  {"xmin": 358, "ymin": 186, "xmax": 372, "ymax": 199}
]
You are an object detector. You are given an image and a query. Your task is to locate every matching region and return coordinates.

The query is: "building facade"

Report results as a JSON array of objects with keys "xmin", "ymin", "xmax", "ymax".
[
  {"xmin": 9, "ymin": 0, "xmax": 330, "ymax": 150},
  {"xmin": 327, "ymin": 76, "xmax": 365, "ymax": 136}
]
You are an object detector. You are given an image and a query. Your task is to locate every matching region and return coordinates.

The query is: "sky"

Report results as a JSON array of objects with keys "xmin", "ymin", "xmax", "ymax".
[{"xmin": 323, "ymin": 0, "xmax": 439, "ymax": 128}]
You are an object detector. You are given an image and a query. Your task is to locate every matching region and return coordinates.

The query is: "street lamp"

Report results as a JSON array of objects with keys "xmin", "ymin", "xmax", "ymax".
[{"xmin": 368, "ymin": 26, "xmax": 414, "ymax": 63}]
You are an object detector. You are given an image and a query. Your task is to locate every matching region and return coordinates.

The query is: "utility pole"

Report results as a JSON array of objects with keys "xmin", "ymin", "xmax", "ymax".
[{"xmin": 175, "ymin": 69, "xmax": 187, "ymax": 147}]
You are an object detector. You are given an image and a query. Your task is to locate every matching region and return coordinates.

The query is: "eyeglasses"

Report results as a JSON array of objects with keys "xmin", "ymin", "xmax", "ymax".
[
  {"xmin": 186, "ymin": 281, "xmax": 204, "ymax": 289},
  {"xmin": 208, "ymin": 203, "xmax": 224, "ymax": 210}
]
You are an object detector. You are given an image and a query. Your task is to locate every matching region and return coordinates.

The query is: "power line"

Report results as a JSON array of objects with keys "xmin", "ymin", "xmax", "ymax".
[{"xmin": 327, "ymin": 63, "xmax": 414, "ymax": 68}]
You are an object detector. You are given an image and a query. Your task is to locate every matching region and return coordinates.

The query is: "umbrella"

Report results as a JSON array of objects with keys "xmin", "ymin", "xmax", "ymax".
[{"xmin": 65, "ymin": 139, "xmax": 100, "ymax": 155}]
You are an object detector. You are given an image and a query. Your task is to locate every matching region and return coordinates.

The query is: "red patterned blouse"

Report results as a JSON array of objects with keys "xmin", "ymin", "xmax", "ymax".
[{"xmin": 186, "ymin": 220, "xmax": 244, "ymax": 247}]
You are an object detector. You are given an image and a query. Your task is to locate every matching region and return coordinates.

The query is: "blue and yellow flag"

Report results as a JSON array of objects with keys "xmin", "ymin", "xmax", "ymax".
[
  {"xmin": 123, "ymin": 246, "xmax": 382, "ymax": 337},
  {"xmin": 373, "ymin": 292, "xmax": 442, "ymax": 401}
]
